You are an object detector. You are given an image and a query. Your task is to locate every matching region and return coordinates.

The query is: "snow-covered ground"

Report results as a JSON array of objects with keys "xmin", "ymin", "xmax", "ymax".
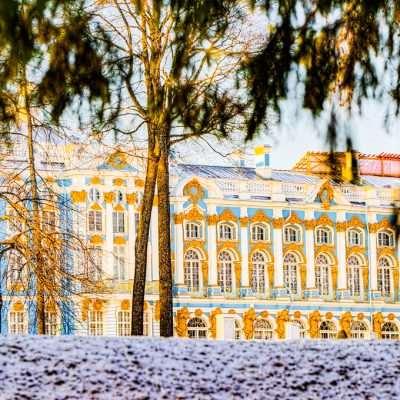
[{"xmin": 0, "ymin": 335, "xmax": 399, "ymax": 400}]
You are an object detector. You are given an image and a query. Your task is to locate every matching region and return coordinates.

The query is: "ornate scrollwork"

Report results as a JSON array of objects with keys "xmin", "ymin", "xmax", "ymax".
[
  {"xmin": 240, "ymin": 217, "xmax": 249, "ymax": 227},
  {"xmin": 173, "ymin": 213, "xmax": 184, "ymax": 224},
  {"xmin": 71, "ymin": 190, "xmax": 87, "ymax": 203},
  {"xmin": 206, "ymin": 215, "xmax": 219, "ymax": 225},
  {"xmin": 183, "ymin": 179, "xmax": 205, "ymax": 205},
  {"xmin": 347, "ymin": 215, "xmax": 365, "ymax": 228},
  {"xmin": 336, "ymin": 221, "xmax": 347, "ymax": 232},
  {"xmin": 250, "ymin": 210, "xmax": 271, "ymax": 224},
  {"xmin": 304, "ymin": 220, "xmax": 316, "ymax": 230},
  {"xmin": 113, "ymin": 178, "xmax": 124, "ymax": 186},
  {"xmin": 219, "ymin": 209, "xmax": 238, "ymax": 222},
  {"xmin": 121, "ymin": 300, "xmax": 130, "ymax": 310},
  {"xmin": 126, "ymin": 193, "xmax": 137, "ymax": 205},
  {"xmin": 316, "ymin": 214, "xmax": 335, "ymax": 227},
  {"xmin": 286, "ymin": 212, "xmax": 303, "ymax": 225},
  {"xmin": 89, "ymin": 176, "xmax": 103, "ymax": 185},
  {"xmin": 317, "ymin": 181, "xmax": 334, "ymax": 209},
  {"xmin": 104, "ymin": 192, "xmax": 115, "ymax": 204},
  {"xmin": 209, "ymin": 307, "xmax": 222, "ymax": 339},
  {"xmin": 185, "ymin": 208, "xmax": 204, "ymax": 220},
  {"xmin": 90, "ymin": 235, "xmax": 103, "ymax": 244},
  {"xmin": 272, "ymin": 218, "xmax": 285, "ymax": 229}
]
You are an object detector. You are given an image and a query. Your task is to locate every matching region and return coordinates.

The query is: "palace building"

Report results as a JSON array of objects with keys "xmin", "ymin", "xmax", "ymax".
[{"xmin": 0, "ymin": 143, "xmax": 399, "ymax": 339}]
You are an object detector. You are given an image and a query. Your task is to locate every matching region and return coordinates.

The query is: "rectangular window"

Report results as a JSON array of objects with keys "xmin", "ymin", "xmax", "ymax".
[
  {"xmin": 113, "ymin": 246, "xmax": 126, "ymax": 281},
  {"xmin": 89, "ymin": 310, "xmax": 104, "ymax": 336},
  {"xmin": 113, "ymin": 212, "xmax": 125, "ymax": 233},
  {"xmin": 41, "ymin": 210, "xmax": 57, "ymax": 232},
  {"xmin": 143, "ymin": 311, "xmax": 150, "ymax": 336},
  {"xmin": 88, "ymin": 247, "xmax": 103, "ymax": 281},
  {"xmin": 6, "ymin": 209, "xmax": 23, "ymax": 235},
  {"xmin": 45, "ymin": 311, "xmax": 58, "ymax": 335},
  {"xmin": 88, "ymin": 211, "xmax": 102, "ymax": 232},
  {"xmin": 117, "ymin": 311, "xmax": 130, "ymax": 336},
  {"xmin": 9, "ymin": 311, "xmax": 26, "ymax": 334},
  {"xmin": 8, "ymin": 252, "xmax": 26, "ymax": 287}
]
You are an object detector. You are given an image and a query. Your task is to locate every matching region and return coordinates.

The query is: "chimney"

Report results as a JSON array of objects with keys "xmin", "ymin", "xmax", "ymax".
[
  {"xmin": 255, "ymin": 145, "xmax": 271, "ymax": 179},
  {"xmin": 230, "ymin": 149, "xmax": 246, "ymax": 167}
]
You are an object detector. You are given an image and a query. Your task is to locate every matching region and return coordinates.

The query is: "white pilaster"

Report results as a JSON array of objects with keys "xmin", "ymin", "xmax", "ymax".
[
  {"xmin": 305, "ymin": 227, "xmax": 316, "ymax": 288},
  {"xmin": 336, "ymin": 212, "xmax": 347, "ymax": 293},
  {"xmin": 272, "ymin": 209, "xmax": 284, "ymax": 291},
  {"xmin": 174, "ymin": 217, "xmax": 184, "ymax": 286},
  {"xmin": 105, "ymin": 201, "xmax": 114, "ymax": 277},
  {"xmin": 150, "ymin": 204, "xmax": 159, "ymax": 281},
  {"xmin": 367, "ymin": 213, "xmax": 378, "ymax": 292},
  {"xmin": 127, "ymin": 203, "xmax": 135, "ymax": 280},
  {"xmin": 240, "ymin": 208, "xmax": 250, "ymax": 290}
]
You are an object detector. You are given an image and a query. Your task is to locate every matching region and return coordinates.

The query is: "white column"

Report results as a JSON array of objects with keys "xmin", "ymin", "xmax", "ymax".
[
  {"xmin": 150, "ymin": 200, "xmax": 159, "ymax": 281},
  {"xmin": 174, "ymin": 214, "xmax": 185, "ymax": 287},
  {"xmin": 336, "ymin": 214, "xmax": 347, "ymax": 293},
  {"xmin": 272, "ymin": 208, "xmax": 284, "ymax": 293},
  {"xmin": 127, "ymin": 202, "xmax": 135, "ymax": 280},
  {"xmin": 367, "ymin": 213, "xmax": 378, "ymax": 293},
  {"xmin": 207, "ymin": 215, "xmax": 219, "ymax": 294},
  {"xmin": 146, "ymin": 244, "xmax": 152, "ymax": 282},
  {"xmin": 305, "ymin": 221, "xmax": 316, "ymax": 290},
  {"xmin": 240, "ymin": 209, "xmax": 250, "ymax": 293},
  {"xmin": 105, "ymin": 200, "xmax": 114, "ymax": 277}
]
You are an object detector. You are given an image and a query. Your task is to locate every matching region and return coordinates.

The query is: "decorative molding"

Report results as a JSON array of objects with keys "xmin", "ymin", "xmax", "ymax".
[
  {"xmin": 194, "ymin": 309, "xmax": 203, "ymax": 317},
  {"xmin": 185, "ymin": 208, "xmax": 204, "ymax": 221},
  {"xmin": 316, "ymin": 214, "xmax": 334, "ymax": 227},
  {"xmin": 135, "ymin": 179, "xmax": 145, "ymax": 187},
  {"xmin": 113, "ymin": 178, "xmax": 124, "ymax": 186},
  {"xmin": 104, "ymin": 192, "xmax": 115, "ymax": 204},
  {"xmin": 240, "ymin": 217, "xmax": 249, "ymax": 227},
  {"xmin": 13, "ymin": 301, "xmax": 24, "ymax": 312},
  {"xmin": 173, "ymin": 213, "xmax": 184, "ymax": 225},
  {"xmin": 357, "ymin": 313, "xmax": 364, "ymax": 320},
  {"xmin": 305, "ymin": 220, "xmax": 316, "ymax": 230},
  {"xmin": 347, "ymin": 215, "xmax": 365, "ymax": 229},
  {"xmin": 293, "ymin": 311, "xmax": 302, "ymax": 319},
  {"xmin": 90, "ymin": 235, "xmax": 103, "ymax": 245},
  {"xmin": 346, "ymin": 246, "xmax": 367, "ymax": 260},
  {"xmin": 331, "ymin": 266, "xmax": 338, "ymax": 291},
  {"xmin": 209, "ymin": 307, "xmax": 222, "ymax": 339},
  {"xmin": 248, "ymin": 243, "xmax": 274, "ymax": 263},
  {"xmin": 272, "ymin": 218, "xmax": 285, "ymax": 229},
  {"xmin": 114, "ymin": 204, "xmax": 124, "ymax": 212},
  {"xmin": 143, "ymin": 301, "xmax": 149, "ymax": 312},
  {"xmin": 89, "ymin": 176, "xmax": 102, "ymax": 185},
  {"xmin": 153, "ymin": 195, "xmax": 158, "ymax": 206},
  {"xmin": 242, "ymin": 308, "xmax": 257, "ymax": 340},
  {"xmin": 154, "ymin": 301, "xmax": 160, "ymax": 321},
  {"xmin": 183, "ymin": 240, "xmax": 208, "ymax": 261},
  {"xmin": 107, "ymin": 150, "xmax": 129, "ymax": 170},
  {"xmin": 300, "ymin": 265, "xmax": 306, "ymax": 289},
  {"xmin": 234, "ymin": 262, "xmax": 241, "ymax": 288},
  {"xmin": 317, "ymin": 181, "xmax": 334, "ymax": 209},
  {"xmin": 388, "ymin": 313, "xmax": 396, "ymax": 321},
  {"xmin": 286, "ymin": 212, "xmax": 303, "ymax": 226},
  {"xmin": 90, "ymin": 203, "xmax": 102, "ymax": 211},
  {"xmin": 183, "ymin": 179, "xmax": 205, "ymax": 205},
  {"xmin": 217, "ymin": 242, "xmax": 241, "ymax": 261},
  {"xmin": 201, "ymin": 262, "xmax": 208, "ymax": 288},
  {"xmin": 228, "ymin": 309, "xmax": 236, "ymax": 315},
  {"xmin": 93, "ymin": 299, "xmax": 103, "ymax": 311},
  {"xmin": 250, "ymin": 211, "xmax": 271, "ymax": 224},
  {"xmin": 121, "ymin": 300, "xmax": 130, "ymax": 311},
  {"xmin": 126, "ymin": 193, "xmax": 137, "ymax": 205},
  {"xmin": 315, "ymin": 245, "xmax": 338, "ymax": 264},
  {"xmin": 283, "ymin": 243, "xmax": 306, "ymax": 262},
  {"xmin": 325, "ymin": 312, "xmax": 333, "ymax": 320},
  {"xmin": 377, "ymin": 248, "xmax": 398, "ymax": 267},
  {"xmin": 336, "ymin": 221, "xmax": 347, "ymax": 232},
  {"xmin": 368, "ymin": 223, "xmax": 379, "ymax": 234},
  {"xmin": 82, "ymin": 298, "xmax": 90, "ymax": 321},
  {"xmin": 71, "ymin": 190, "xmax": 87, "ymax": 203},
  {"xmin": 260, "ymin": 311, "xmax": 269, "ymax": 318},
  {"xmin": 175, "ymin": 307, "xmax": 190, "ymax": 338},
  {"xmin": 219, "ymin": 209, "xmax": 238, "ymax": 222},
  {"xmin": 113, "ymin": 236, "xmax": 126, "ymax": 245},
  {"xmin": 207, "ymin": 215, "xmax": 219, "ymax": 226},
  {"xmin": 377, "ymin": 217, "xmax": 395, "ymax": 231}
]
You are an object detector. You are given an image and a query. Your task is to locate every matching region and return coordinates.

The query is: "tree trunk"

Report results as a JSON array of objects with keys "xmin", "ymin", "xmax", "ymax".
[
  {"xmin": 23, "ymin": 72, "xmax": 46, "ymax": 335},
  {"xmin": 158, "ymin": 132, "xmax": 174, "ymax": 337},
  {"xmin": 131, "ymin": 142, "xmax": 159, "ymax": 335}
]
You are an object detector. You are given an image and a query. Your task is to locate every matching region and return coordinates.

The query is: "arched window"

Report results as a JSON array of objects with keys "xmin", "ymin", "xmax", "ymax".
[
  {"xmin": 88, "ymin": 210, "xmax": 103, "ymax": 232},
  {"xmin": 218, "ymin": 251, "xmax": 233, "ymax": 293},
  {"xmin": 89, "ymin": 310, "xmax": 104, "ymax": 336},
  {"xmin": 377, "ymin": 231, "xmax": 394, "ymax": 247},
  {"xmin": 315, "ymin": 227, "xmax": 333, "ymax": 245},
  {"xmin": 185, "ymin": 221, "xmax": 203, "ymax": 240},
  {"xmin": 254, "ymin": 319, "xmax": 273, "ymax": 340},
  {"xmin": 187, "ymin": 317, "xmax": 208, "ymax": 339},
  {"xmin": 45, "ymin": 311, "xmax": 58, "ymax": 336},
  {"xmin": 9, "ymin": 309, "xmax": 27, "ymax": 334},
  {"xmin": 234, "ymin": 320, "xmax": 242, "ymax": 340},
  {"xmin": 89, "ymin": 188, "xmax": 101, "ymax": 203},
  {"xmin": 184, "ymin": 250, "xmax": 200, "ymax": 293},
  {"xmin": 284, "ymin": 225, "xmax": 301, "ymax": 244},
  {"xmin": 218, "ymin": 222, "xmax": 237, "ymax": 241},
  {"xmin": 292, "ymin": 319, "xmax": 307, "ymax": 338},
  {"xmin": 350, "ymin": 321, "xmax": 368, "ymax": 339},
  {"xmin": 251, "ymin": 224, "xmax": 269, "ymax": 242},
  {"xmin": 347, "ymin": 255, "xmax": 362, "ymax": 296},
  {"xmin": 117, "ymin": 310, "xmax": 130, "ymax": 336},
  {"xmin": 318, "ymin": 321, "xmax": 337, "ymax": 339},
  {"xmin": 347, "ymin": 228, "xmax": 364, "ymax": 246},
  {"xmin": 250, "ymin": 252, "xmax": 267, "ymax": 294},
  {"xmin": 283, "ymin": 253, "xmax": 299, "ymax": 294},
  {"xmin": 378, "ymin": 257, "xmax": 392, "ymax": 298},
  {"xmin": 315, "ymin": 254, "xmax": 331, "ymax": 296},
  {"xmin": 381, "ymin": 322, "xmax": 399, "ymax": 339},
  {"xmin": 114, "ymin": 190, "xmax": 124, "ymax": 204}
]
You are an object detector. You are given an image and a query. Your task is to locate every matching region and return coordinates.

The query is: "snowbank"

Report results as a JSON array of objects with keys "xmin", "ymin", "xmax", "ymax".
[{"xmin": 0, "ymin": 335, "xmax": 399, "ymax": 399}]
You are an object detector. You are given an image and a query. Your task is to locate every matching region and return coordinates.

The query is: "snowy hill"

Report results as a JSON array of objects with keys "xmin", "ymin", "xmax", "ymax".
[{"xmin": 0, "ymin": 335, "xmax": 399, "ymax": 399}]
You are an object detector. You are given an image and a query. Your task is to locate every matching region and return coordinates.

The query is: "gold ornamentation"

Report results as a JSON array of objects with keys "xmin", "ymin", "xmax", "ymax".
[
  {"xmin": 393, "ymin": 269, "xmax": 399, "ymax": 301},
  {"xmin": 13, "ymin": 301, "xmax": 24, "ymax": 312},
  {"xmin": 326, "ymin": 312, "xmax": 333, "ymax": 320},
  {"xmin": 305, "ymin": 220, "xmax": 316, "ymax": 230},
  {"xmin": 331, "ymin": 266, "xmax": 338, "ymax": 291},
  {"xmin": 114, "ymin": 204, "xmax": 124, "ymax": 212},
  {"xmin": 183, "ymin": 241, "xmax": 208, "ymax": 260},
  {"xmin": 89, "ymin": 176, "xmax": 102, "ymax": 185},
  {"xmin": 368, "ymin": 223, "xmax": 378, "ymax": 234},
  {"xmin": 71, "ymin": 190, "xmax": 87, "ymax": 203},
  {"xmin": 82, "ymin": 298, "xmax": 90, "ymax": 321},
  {"xmin": 209, "ymin": 307, "xmax": 222, "ymax": 339},
  {"xmin": 143, "ymin": 301, "xmax": 148, "ymax": 311},
  {"xmin": 377, "ymin": 217, "xmax": 395, "ymax": 231},
  {"xmin": 286, "ymin": 212, "xmax": 303, "ymax": 225},
  {"xmin": 219, "ymin": 209, "xmax": 238, "ymax": 222},
  {"xmin": 357, "ymin": 313, "xmax": 364, "ymax": 320},
  {"xmin": 46, "ymin": 299, "xmax": 56, "ymax": 312},
  {"xmin": 228, "ymin": 309, "xmax": 236, "ymax": 315},
  {"xmin": 195, "ymin": 309, "xmax": 203, "ymax": 317},
  {"xmin": 121, "ymin": 300, "xmax": 130, "ymax": 311},
  {"xmin": 315, "ymin": 246, "xmax": 337, "ymax": 264},
  {"xmin": 185, "ymin": 208, "xmax": 204, "ymax": 220},
  {"xmin": 336, "ymin": 221, "xmax": 347, "ymax": 232},
  {"xmin": 135, "ymin": 179, "xmax": 144, "ymax": 187},
  {"xmin": 272, "ymin": 218, "xmax": 285, "ymax": 229},
  {"xmin": 206, "ymin": 215, "xmax": 219, "ymax": 225},
  {"xmin": 261, "ymin": 311, "xmax": 269, "ymax": 318},
  {"xmin": 300, "ymin": 265, "xmax": 306, "ymax": 290},
  {"xmin": 346, "ymin": 246, "xmax": 367, "ymax": 259},
  {"xmin": 90, "ymin": 203, "xmax": 102, "ymax": 211},
  {"xmin": 175, "ymin": 307, "xmax": 190, "ymax": 338},
  {"xmin": 250, "ymin": 210, "xmax": 271, "ymax": 224},
  {"xmin": 104, "ymin": 192, "xmax": 115, "ymax": 204},
  {"xmin": 377, "ymin": 248, "xmax": 398, "ymax": 267},
  {"xmin": 183, "ymin": 179, "xmax": 205, "ymax": 205},
  {"xmin": 388, "ymin": 313, "xmax": 395, "ymax": 321},
  {"xmin": 201, "ymin": 262, "xmax": 208, "ymax": 288},
  {"xmin": 240, "ymin": 217, "xmax": 249, "ymax": 227},
  {"xmin": 362, "ymin": 267, "xmax": 368, "ymax": 293},
  {"xmin": 217, "ymin": 242, "xmax": 241, "ymax": 261},
  {"xmin": 126, "ymin": 193, "xmax": 137, "ymax": 205},
  {"xmin": 347, "ymin": 215, "xmax": 365, "ymax": 228},
  {"xmin": 276, "ymin": 309, "xmax": 290, "ymax": 339},
  {"xmin": 249, "ymin": 243, "xmax": 274, "ymax": 263},
  {"xmin": 90, "ymin": 235, "xmax": 103, "ymax": 244},
  {"xmin": 173, "ymin": 213, "xmax": 184, "ymax": 224},
  {"xmin": 317, "ymin": 181, "xmax": 334, "ymax": 209},
  {"xmin": 316, "ymin": 214, "xmax": 334, "ymax": 227},
  {"xmin": 283, "ymin": 244, "xmax": 305, "ymax": 262},
  {"xmin": 293, "ymin": 311, "xmax": 301, "ymax": 319},
  {"xmin": 107, "ymin": 150, "xmax": 129, "ymax": 170},
  {"xmin": 373, "ymin": 312, "xmax": 384, "ymax": 339},
  {"xmin": 113, "ymin": 178, "xmax": 124, "ymax": 186},
  {"xmin": 154, "ymin": 301, "xmax": 160, "ymax": 321},
  {"xmin": 308, "ymin": 310, "xmax": 322, "ymax": 339},
  {"xmin": 153, "ymin": 196, "xmax": 158, "ymax": 206},
  {"xmin": 242, "ymin": 308, "xmax": 257, "ymax": 340},
  {"xmin": 339, "ymin": 311, "xmax": 354, "ymax": 338},
  {"xmin": 114, "ymin": 236, "xmax": 126, "ymax": 245},
  {"xmin": 93, "ymin": 299, "xmax": 103, "ymax": 311},
  {"xmin": 234, "ymin": 262, "xmax": 241, "ymax": 288},
  {"xmin": 268, "ymin": 264, "xmax": 274, "ymax": 290}
]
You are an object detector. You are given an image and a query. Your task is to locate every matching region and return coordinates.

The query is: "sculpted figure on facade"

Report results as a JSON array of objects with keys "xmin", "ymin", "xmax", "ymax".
[
  {"xmin": 308, "ymin": 310, "xmax": 322, "ymax": 339},
  {"xmin": 175, "ymin": 307, "xmax": 190, "ymax": 338},
  {"xmin": 242, "ymin": 308, "xmax": 257, "ymax": 340},
  {"xmin": 276, "ymin": 309, "xmax": 290, "ymax": 339},
  {"xmin": 209, "ymin": 307, "xmax": 222, "ymax": 339},
  {"xmin": 373, "ymin": 312, "xmax": 385, "ymax": 339},
  {"xmin": 339, "ymin": 311, "xmax": 354, "ymax": 338}
]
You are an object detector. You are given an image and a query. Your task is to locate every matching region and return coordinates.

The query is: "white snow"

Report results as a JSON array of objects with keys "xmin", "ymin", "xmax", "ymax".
[{"xmin": 0, "ymin": 335, "xmax": 399, "ymax": 399}]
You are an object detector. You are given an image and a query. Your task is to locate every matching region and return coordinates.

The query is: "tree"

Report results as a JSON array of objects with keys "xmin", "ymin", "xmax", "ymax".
[{"xmin": 95, "ymin": 0, "xmax": 255, "ymax": 336}]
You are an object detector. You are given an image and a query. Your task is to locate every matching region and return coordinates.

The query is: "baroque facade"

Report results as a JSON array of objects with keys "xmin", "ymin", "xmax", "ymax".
[{"xmin": 0, "ymin": 143, "xmax": 399, "ymax": 340}]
